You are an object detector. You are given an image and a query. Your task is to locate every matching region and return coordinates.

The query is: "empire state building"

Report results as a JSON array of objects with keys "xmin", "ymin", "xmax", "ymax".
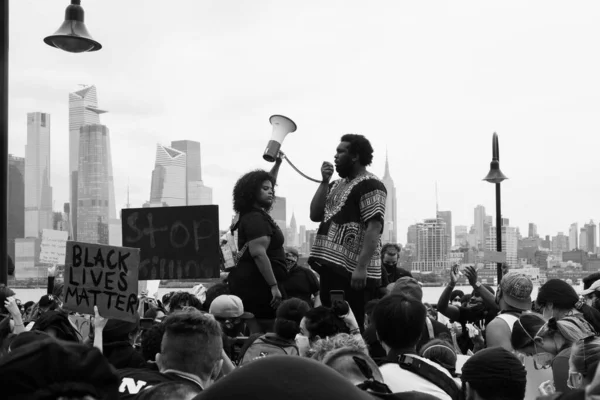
[{"xmin": 381, "ymin": 152, "xmax": 398, "ymax": 244}]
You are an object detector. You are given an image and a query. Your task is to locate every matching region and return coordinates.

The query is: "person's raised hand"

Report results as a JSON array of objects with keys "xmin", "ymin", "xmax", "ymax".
[
  {"xmin": 93, "ymin": 306, "xmax": 108, "ymax": 332},
  {"xmin": 4, "ymin": 297, "xmax": 20, "ymax": 317},
  {"xmin": 464, "ymin": 266, "xmax": 478, "ymax": 287}
]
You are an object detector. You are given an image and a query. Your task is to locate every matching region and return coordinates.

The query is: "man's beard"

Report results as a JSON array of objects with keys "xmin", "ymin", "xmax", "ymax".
[{"xmin": 336, "ymin": 162, "xmax": 352, "ymax": 178}]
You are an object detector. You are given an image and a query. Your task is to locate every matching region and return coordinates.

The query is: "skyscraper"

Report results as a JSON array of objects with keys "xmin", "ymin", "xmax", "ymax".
[
  {"xmin": 569, "ymin": 223, "xmax": 578, "ymax": 250},
  {"xmin": 25, "ymin": 112, "xmax": 53, "ymax": 239},
  {"xmin": 474, "ymin": 205, "xmax": 486, "ymax": 249},
  {"xmin": 581, "ymin": 228, "xmax": 588, "ymax": 252},
  {"xmin": 412, "ymin": 218, "xmax": 449, "ymax": 272},
  {"xmin": 586, "ymin": 221, "xmax": 597, "ymax": 254},
  {"xmin": 149, "ymin": 144, "xmax": 187, "ymax": 206},
  {"xmin": 486, "ymin": 220, "xmax": 518, "ymax": 268},
  {"xmin": 381, "ymin": 152, "xmax": 397, "ymax": 244},
  {"xmin": 271, "ymin": 196, "xmax": 287, "ymax": 242},
  {"xmin": 407, "ymin": 224, "xmax": 417, "ymax": 246},
  {"xmin": 8, "ymin": 155, "xmax": 25, "ymax": 260},
  {"xmin": 170, "ymin": 140, "xmax": 213, "ymax": 205},
  {"xmin": 455, "ymin": 225, "xmax": 468, "ymax": 247},
  {"xmin": 437, "ymin": 210, "xmax": 452, "ymax": 249},
  {"xmin": 528, "ymin": 223, "xmax": 538, "ymax": 238},
  {"xmin": 77, "ymin": 124, "xmax": 115, "ymax": 244},
  {"xmin": 289, "ymin": 212, "xmax": 298, "ymax": 247},
  {"xmin": 69, "ymin": 86, "xmax": 107, "ymax": 239},
  {"xmin": 551, "ymin": 232, "xmax": 569, "ymax": 257}
]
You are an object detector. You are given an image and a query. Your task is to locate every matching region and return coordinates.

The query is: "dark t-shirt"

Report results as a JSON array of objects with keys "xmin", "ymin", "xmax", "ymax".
[
  {"xmin": 282, "ymin": 266, "xmax": 320, "ymax": 306},
  {"xmin": 228, "ymin": 209, "xmax": 287, "ymax": 319},
  {"xmin": 309, "ymin": 175, "xmax": 387, "ymax": 281}
]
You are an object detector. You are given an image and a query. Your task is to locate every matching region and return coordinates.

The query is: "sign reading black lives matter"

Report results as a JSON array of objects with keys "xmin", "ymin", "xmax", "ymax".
[
  {"xmin": 63, "ymin": 241, "xmax": 140, "ymax": 323},
  {"xmin": 121, "ymin": 205, "xmax": 220, "ymax": 280}
]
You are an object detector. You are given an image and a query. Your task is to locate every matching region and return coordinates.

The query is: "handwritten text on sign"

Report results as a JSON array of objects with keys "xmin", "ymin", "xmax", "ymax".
[
  {"xmin": 122, "ymin": 206, "xmax": 220, "ymax": 280},
  {"xmin": 63, "ymin": 241, "xmax": 139, "ymax": 322},
  {"xmin": 40, "ymin": 229, "xmax": 69, "ymax": 265}
]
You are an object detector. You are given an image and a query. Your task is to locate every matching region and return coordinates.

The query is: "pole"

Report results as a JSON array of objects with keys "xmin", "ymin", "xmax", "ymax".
[
  {"xmin": 0, "ymin": 0, "xmax": 9, "ymax": 285},
  {"xmin": 495, "ymin": 182, "xmax": 502, "ymax": 285}
]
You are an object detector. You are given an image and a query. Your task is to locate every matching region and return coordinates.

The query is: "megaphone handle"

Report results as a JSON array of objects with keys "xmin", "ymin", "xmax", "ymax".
[{"xmin": 283, "ymin": 155, "xmax": 322, "ymax": 183}]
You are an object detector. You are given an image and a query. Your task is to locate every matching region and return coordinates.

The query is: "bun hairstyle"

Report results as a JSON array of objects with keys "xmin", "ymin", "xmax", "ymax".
[{"xmin": 275, "ymin": 298, "xmax": 311, "ymax": 340}]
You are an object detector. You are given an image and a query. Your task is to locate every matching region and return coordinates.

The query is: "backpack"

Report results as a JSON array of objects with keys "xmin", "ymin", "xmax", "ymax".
[{"xmin": 239, "ymin": 334, "xmax": 299, "ymax": 366}]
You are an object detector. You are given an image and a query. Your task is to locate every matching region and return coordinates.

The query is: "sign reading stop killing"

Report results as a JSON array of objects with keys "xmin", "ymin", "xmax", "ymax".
[{"xmin": 63, "ymin": 241, "xmax": 140, "ymax": 322}]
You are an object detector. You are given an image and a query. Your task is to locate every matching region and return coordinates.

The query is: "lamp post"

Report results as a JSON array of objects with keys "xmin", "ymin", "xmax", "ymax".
[
  {"xmin": 0, "ymin": 0, "xmax": 101, "ymax": 285},
  {"xmin": 483, "ymin": 133, "xmax": 508, "ymax": 285}
]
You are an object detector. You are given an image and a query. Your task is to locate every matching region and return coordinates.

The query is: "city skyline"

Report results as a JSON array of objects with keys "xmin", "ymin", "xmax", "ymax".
[{"xmin": 9, "ymin": 1, "xmax": 600, "ymax": 242}]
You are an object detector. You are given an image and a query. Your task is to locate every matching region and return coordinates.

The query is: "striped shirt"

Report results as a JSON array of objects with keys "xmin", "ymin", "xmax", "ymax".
[{"xmin": 309, "ymin": 173, "xmax": 387, "ymax": 279}]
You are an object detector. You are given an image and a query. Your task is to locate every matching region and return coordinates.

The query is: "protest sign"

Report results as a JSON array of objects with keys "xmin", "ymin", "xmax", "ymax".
[
  {"xmin": 121, "ymin": 205, "xmax": 220, "ymax": 280},
  {"xmin": 63, "ymin": 241, "xmax": 140, "ymax": 322},
  {"xmin": 40, "ymin": 229, "xmax": 69, "ymax": 265}
]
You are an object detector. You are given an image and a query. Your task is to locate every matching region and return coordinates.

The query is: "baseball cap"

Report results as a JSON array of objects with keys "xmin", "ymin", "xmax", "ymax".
[
  {"xmin": 209, "ymin": 295, "xmax": 254, "ymax": 319},
  {"xmin": 390, "ymin": 277, "xmax": 423, "ymax": 301},
  {"xmin": 500, "ymin": 272, "xmax": 533, "ymax": 311},
  {"xmin": 582, "ymin": 280, "xmax": 600, "ymax": 296}
]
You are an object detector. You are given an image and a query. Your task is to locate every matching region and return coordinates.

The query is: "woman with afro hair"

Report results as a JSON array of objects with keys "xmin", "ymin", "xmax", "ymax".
[{"xmin": 227, "ymin": 155, "xmax": 288, "ymax": 334}]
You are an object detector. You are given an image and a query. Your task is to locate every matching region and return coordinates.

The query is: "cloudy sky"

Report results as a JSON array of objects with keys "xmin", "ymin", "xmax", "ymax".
[{"xmin": 8, "ymin": 1, "xmax": 600, "ymax": 243}]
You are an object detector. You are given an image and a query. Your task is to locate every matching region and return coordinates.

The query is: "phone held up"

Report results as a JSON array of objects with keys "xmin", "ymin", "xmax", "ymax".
[{"xmin": 330, "ymin": 290, "xmax": 349, "ymax": 316}]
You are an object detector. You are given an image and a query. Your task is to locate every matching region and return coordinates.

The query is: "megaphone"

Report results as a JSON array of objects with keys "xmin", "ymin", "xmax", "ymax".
[{"xmin": 263, "ymin": 115, "xmax": 297, "ymax": 162}]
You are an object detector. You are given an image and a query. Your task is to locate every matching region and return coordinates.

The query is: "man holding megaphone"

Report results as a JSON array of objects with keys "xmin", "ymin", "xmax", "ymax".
[{"xmin": 308, "ymin": 134, "xmax": 387, "ymax": 332}]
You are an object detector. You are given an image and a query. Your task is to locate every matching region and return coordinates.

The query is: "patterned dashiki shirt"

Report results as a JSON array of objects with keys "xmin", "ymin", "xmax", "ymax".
[{"xmin": 308, "ymin": 172, "xmax": 387, "ymax": 279}]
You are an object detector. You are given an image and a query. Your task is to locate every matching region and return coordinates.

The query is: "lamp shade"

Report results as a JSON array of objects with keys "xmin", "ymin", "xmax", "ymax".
[
  {"xmin": 44, "ymin": 0, "xmax": 101, "ymax": 53},
  {"xmin": 483, "ymin": 160, "xmax": 508, "ymax": 184}
]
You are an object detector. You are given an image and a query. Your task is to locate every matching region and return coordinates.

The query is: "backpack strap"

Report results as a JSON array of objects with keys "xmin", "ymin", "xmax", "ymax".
[
  {"xmin": 398, "ymin": 355, "xmax": 461, "ymax": 400},
  {"xmin": 426, "ymin": 317, "xmax": 435, "ymax": 340}
]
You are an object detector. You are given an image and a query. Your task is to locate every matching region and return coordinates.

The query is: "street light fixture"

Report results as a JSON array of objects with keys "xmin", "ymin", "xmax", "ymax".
[
  {"xmin": 44, "ymin": 0, "xmax": 102, "ymax": 53},
  {"xmin": 483, "ymin": 133, "xmax": 508, "ymax": 285}
]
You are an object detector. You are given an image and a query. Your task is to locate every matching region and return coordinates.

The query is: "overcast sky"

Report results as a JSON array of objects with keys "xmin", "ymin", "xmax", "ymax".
[{"xmin": 8, "ymin": 1, "xmax": 600, "ymax": 244}]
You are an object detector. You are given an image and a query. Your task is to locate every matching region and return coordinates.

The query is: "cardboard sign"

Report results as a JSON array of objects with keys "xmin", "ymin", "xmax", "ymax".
[
  {"xmin": 482, "ymin": 250, "xmax": 507, "ymax": 263},
  {"xmin": 40, "ymin": 229, "xmax": 69, "ymax": 265},
  {"xmin": 121, "ymin": 205, "xmax": 220, "ymax": 280},
  {"xmin": 63, "ymin": 241, "xmax": 140, "ymax": 322}
]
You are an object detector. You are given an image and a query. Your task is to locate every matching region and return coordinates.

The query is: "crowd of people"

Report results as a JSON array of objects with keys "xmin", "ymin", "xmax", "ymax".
[{"xmin": 3, "ymin": 134, "xmax": 600, "ymax": 399}]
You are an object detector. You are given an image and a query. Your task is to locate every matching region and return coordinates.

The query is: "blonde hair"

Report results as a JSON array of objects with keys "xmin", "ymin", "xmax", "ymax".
[{"xmin": 537, "ymin": 316, "xmax": 596, "ymax": 351}]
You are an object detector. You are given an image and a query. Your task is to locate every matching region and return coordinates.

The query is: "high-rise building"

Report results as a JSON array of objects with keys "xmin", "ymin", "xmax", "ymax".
[
  {"xmin": 381, "ymin": 152, "xmax": 397, "ymax": 244},
  {"xmin": 76, "ymin": 124, "xmax": 115, "ymax": 244},
  {"xmin": 486, "ymin": 220, "xmax": 518, "ymax": 268},
  {"xmin": 289, "ymin": 212, "xmax": 298, "ymax": 247},
  {"xmin": 569, "ymin": 223, "xmax": 579, "ymax": 250},
  {"xmin": 170, "ymin": 140, "xmax": 213, "ymax": 205},
  {"xmin": 149, "ymin": 144, "xmax": 187, "ymax": 206},
  {"xmin": 407, "ymin": 224, "xmax": 417, "ymax": 246},
  {"xmin": 580, "ymin": 228, "xmax": 588, "ymax": 252},
  {"xmin": 528, "ymin": 223, "xmax": 538, "ymax": 238},
  {"xmin": 412, "ymin": 218, "xmax": 449, "ymax": 272},
  {"xmin": 455, "ymin": 225, "xmax": 468, "ymax": 247},
  {"xmin": 69, "ymin": 86, "xmax": 107, "ymax": 239},
  {"xmin": 586, "ymin": 221, "xmax": 597, "ymax": 254},
  {"xmin": 271, "ymin": 196, "xmax": 287, "ymax": 240},
  {"xmin": 8, "ymin": 155, "xmax": 25, "ymax": 260},
  {"xmin": 25, "ymin": 112, "xmax": 53, "ymax": 239},
  {"xmin": 299, "ymin": 225, "xmax": 307, "ymax": 248},
  {"xmin": 474, "ymin": 205, "xmax": 486, "ymax": 249},
  {"xmin": 551, "ymin": 232, "xmax": 569, "ymax": 257},
  {"xmin": 437, "ymin": 210, "xmax": 452, "ymax": 249}
]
